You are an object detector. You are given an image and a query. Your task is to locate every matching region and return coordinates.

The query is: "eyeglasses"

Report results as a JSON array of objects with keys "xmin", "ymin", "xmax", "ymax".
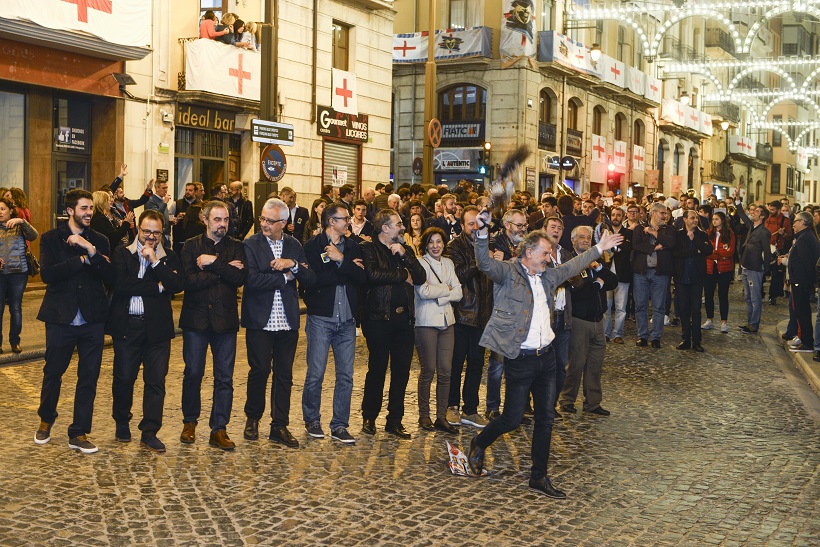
[
  {"xmin": 793, "ymin": 219, "xmax": 804, "ymax": 225},
  {"xmin": 331, "ymin": 216, "xmax": 351, "ymax": 222},
  {"xmin": 259, "ymin": 216, "xmax": 288, "ymax": 225},
  {"xmin": 140, "ymin": 229, "xmax": 163, "ymax": 238},
  {"xmin": 509, "ymin": 222, "xmax": 527, "ymax": 229}
]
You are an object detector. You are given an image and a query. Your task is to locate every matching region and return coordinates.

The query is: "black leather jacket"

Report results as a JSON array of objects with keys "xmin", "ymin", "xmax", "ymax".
[
  {"xmin": 446, "ymin": 233, "xmax": 493, "ymax": 328},
  {"xmin": 360, "ymin": 238, "xmax": 426, "ymax": 321}
]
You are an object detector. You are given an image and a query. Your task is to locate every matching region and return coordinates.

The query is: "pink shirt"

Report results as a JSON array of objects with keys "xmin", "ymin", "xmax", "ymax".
[{"xmin": 199, "ymin": 19, "xmax": 226, "ymax": 39}]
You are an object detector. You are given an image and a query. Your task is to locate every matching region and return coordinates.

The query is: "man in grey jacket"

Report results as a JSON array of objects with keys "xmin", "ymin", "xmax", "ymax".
[{"xmin": 466, "ymin": 209, "xmax": 622, "ymax": 498}]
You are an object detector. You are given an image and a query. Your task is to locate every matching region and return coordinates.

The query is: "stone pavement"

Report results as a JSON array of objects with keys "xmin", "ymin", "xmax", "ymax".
[{"xmin": 0, "ymin": 284, "xmax": 818, "ymax": 545}]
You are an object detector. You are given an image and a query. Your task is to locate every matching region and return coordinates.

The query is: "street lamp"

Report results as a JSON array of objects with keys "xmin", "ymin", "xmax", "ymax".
[
  {"xmin": 590, "ymin": 43, "xmax": 602, "ymax": 62},
  {"xmin": 679, "ymin": 91, "xmax": 690, "ymax": 106},
  {"xmin": 720, "ymin": 120, "xmax": 730, "ymax": 131}
]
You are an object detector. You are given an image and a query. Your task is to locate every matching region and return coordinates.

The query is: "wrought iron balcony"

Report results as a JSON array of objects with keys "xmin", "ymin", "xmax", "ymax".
[
  {"xmin": 538, "ymin": 122, "xmax": 557, "ymax": 150},
  {"xmin": 703, "ymin": 159, "xmax": 735, "ymax": 182},
  {"xmin": 705, "ymin": 28, "xmax": 736, "ymax": 56}
]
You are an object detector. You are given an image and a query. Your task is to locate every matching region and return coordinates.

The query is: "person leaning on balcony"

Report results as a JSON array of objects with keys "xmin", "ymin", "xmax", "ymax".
[
  {"xmin": 199, "ymin": 10, "xmax": 230, "ymax": 40},
  {"xmin": 214, "ymin": 13, "xmax": 236, "ymax": 45}
]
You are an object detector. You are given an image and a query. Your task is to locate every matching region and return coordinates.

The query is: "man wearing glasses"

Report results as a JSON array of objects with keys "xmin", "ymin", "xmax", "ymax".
[
  {"xmin": 360, "ymin": 210, "xmax": 427, "ymax": 438},
  {"xmin": 300, "ymin": 203, "xmax": 366, "ymax": 444},
  {"xmin": 779, "ymin": 211, "xmax": 819, "ymax": 354},
  {"xmin": 108, "ymin": 210, "xmax": 185, "ymax": 453},
  {"xmin": 241, "ymin": 198, "xmax": 316, "ymax": 448}
]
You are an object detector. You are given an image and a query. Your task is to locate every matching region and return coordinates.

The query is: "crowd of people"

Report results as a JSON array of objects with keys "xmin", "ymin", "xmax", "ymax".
[
  {"xmin": 25, "ymin": 170, "xmax": 820, "ymax": 500},
  {"xmin": 199, "ymin": 10, "xmax": 260, "ymax": 52}
]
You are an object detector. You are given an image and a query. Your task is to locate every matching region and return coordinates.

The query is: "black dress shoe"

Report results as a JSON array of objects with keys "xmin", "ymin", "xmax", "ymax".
[
  {"xmin": 651, "ymin": 339, "xmax": 661, "ymax": 349},
  {"xmin": 269, "ymin": 425, "xmax": 299, "ymax": 448},
  {"xmin": 418, "ymin": 417, "xmax": 434, "ymax": 431},
  {"xmin": 676, "ymin": 341, "xmax": 691, "ymax": 350},
  {"xmin": 584, "ymin": 406, "xmax": 611, "ymax": 416},
  {"xmin": 385, "ymin": 422, "xmax": 411, "ymax": 439},
  {"xmin": 467, "ymin": 436, "xmax": 485, "ymax": 476},
  {"xmin": 692, "ymin": 344, "xmax": 704, "ymax": 353},
  {"xmin": 671, "ymin": 317, "xmax": 680, "ymax": 327},
  {"xmin": 528, "ymin": 476, "xmax": 566, "ymax": 499},
  {"xmin": 560, "ymin": 404, "xmax": 577, "ymax": 413},
  {"xmin": 636, "ymin": 338, "xmax": 648, "ymax": 347},
  {"xmin": 243, "ymin": 418, "xmax": 259, "ymax": 440},
  {"xmin": 433, "ymin": 417, "xmax": 457, "ymax": 434},
  {"xmin": 553, "ymin": 408, "xmax": 562, "ymax": 419},
  {"xmin": 362, "ymin": 418, "xmax": 377, "ymax": 435},
  {"xmin": 10, "ymin": 344, "xmax": 21, "ymax": 354},
  {"xmin": 814, "ymin": 351, "xmax": 820, "ymax": 362}
]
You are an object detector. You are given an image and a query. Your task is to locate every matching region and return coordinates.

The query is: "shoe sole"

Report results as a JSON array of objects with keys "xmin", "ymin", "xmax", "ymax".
[
  {"xmin": 460, "ymin": 419, "xmax": 487, "ymax": 428},
  {"xmin": 68, "ymin": 443, "xmax": 98, "ymax": 454},
  {"xmin": 243, "ymin": 434, "xmax": 259, "ymax": 441},
  {"xmin": 331, "ymin": 435, "xmax": 356, "ymax": 444},
  {"xmin": 115, "ymin": 436, "xmax": 131, "ymax": 443},
  {"xmin": 208, "ymin": 442, "xmax": 235, "ymax": 450},
  {"xmin": 34, "ymin": 434, "xmax": 50, "ymax": 445},
  {"xmin": 790, "ymin": 349, "xmax": 813, "ymax": 353},
  {"xmin": 140, "ymin": 441, "xmax": 166, "ymax": 453},
  {"xmin": 528, "ymin": 485, "xmax": 567, "ymax": 499},
  {"xmin": 305, "ymin": 431, "xmax": 325, "ymax": 439},
  {"xmin": 269, "ymin": 437, "xmax": 299, "ymax": 448}
]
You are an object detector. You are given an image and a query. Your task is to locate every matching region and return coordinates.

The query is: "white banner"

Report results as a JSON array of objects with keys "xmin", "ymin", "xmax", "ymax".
[
  {"xmin": 0, "ymin": 0, "xmax": 150, "ymax": 48},
  {"xmin": 537, "ymin": 31, "xmax": 602, "ymax": 77},
  {"xmin": 699, "ymin": 111, "xmax": 714, "ymax": 136},
  {"xmin": 332, "ymin": 68, "xmax": 358, "ymax": 115},
  {"xmin": 614, "ymin": 140, "xmax": 627, "ymax": 172},
  {"xmin": 626, "ymin": 66, "xmax": 645, "ymax": 95},
  {"xmin": 797, "ymin": 147, "xmax": 809, "ymax": 171},
  {"xmin": 592, "ymin": 134, "xmax": 606, "ymax": 163},
  {"xmin": 661, "ymin": 99, "xmax": 686, "ymax": 127},
  {"xmin": 684, "ymin": 107, "xmax": 700, "ymax": 131},
  {"xmin": 601, "ymin": 55, "xmax": 625, "ymax": 88},
  {"xmin": 633, "ymin": 145, "xmax": 646, "ymax": 172},
  {"xmin": 728, "ymin": 135, "xmax": 755, "ymax": 157},
  {"xmin": 393, "ymin": 27, "xmax": 492, "ymax": 64},
  {"xmin": 645, "ymin": 76, "xmax": 662, "ymax": 103},
  {"xmin": 186, "ymin": 39, "xmax": 261, "ymax": 101},
  {"xmin": 392, "ymin": 33, "xmax": 429, "ymax": 63},
  {"xmin": 500, "ymin": 0, "xmax": 536, "ymax": 68}
]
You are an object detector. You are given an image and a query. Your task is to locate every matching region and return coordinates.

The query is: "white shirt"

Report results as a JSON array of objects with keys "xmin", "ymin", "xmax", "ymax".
[
  {"xmin": 551, "ymin": 247, "xmax": 566, "ymax": 312},
  {"xmin": 520, "ymin": 266, "xmax": 554, "ymax": 350}
]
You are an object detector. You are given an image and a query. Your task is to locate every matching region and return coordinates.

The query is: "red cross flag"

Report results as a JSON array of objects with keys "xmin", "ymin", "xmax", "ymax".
[
  {"xmin": 613, "ymin": 140, "xmax": 627, "ymax": 172},
  {"xmin": 332, "ymin": 68, "xmax": 358, "ymax": 115},
  {"xmin": 633, "ymin": 145, "xmax": 646, "ymax": 172},
  {"xmin": 185, "ymin": 39, "xmax": 261, "ymax": 101},
  {"xmin": 0, "ymin": 0, "xmax": 150, "ymax": 48},
  {"xmin": 592, "ymin": 134, "xmax": 607, "ymax": 163}
]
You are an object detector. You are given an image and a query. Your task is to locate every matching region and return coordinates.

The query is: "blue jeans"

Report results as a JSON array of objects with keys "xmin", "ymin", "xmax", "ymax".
[
  {"xmin": 302, "ymin": 316, "xmax": 356, "ymax": 431},
  {"xmin": 474, "ymin": 347, "xmax": 556, "ymax": 481},
  {"xmin": 742, "ymin": 268, "xmax": 764, "ymax": 330},
  {"xmin": 485, "ymin": 353, "xmax": 504, "ymax": 413},
  {"xmin": 633, "ymin": 269, "xmax": 669, "ymax": 341},
  {"xmin": 181, "ymin": 328, "xmax": 237, "ymax": 432},
  {"xmin": 0, "ymin": 272, "xmax": 28, "ymax": 346},
  {"xmin": 604, "ymin": 282, "xmax": 630, "ymax": 339}
]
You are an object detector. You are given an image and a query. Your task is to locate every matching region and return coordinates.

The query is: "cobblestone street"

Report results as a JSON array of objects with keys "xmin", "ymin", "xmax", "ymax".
[{"xmin": 0, "ymin": 286, "xmax": 818, "ymax": 546}]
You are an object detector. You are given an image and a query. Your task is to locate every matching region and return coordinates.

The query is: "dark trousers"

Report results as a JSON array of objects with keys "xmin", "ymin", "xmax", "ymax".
[
  {"xmin": 38, "ymin": 322, "xmax": 105, "ymax": 438},
  {"xmin": 769, "ymin": 264, "xmax": 785, "ymax": 300},
  {"xmin": 244, "ymin": 328, "xmax": 299, "ymax": 427},
  {"xmin": 0, "ymin": 272, "xmax": 27, "ymax": 346},
  {"xmin": 448, "ymin": 323, "xmax": 486, "ymax": 415},
  {"xmin": 111, "ymin": 317, "xmax": 171, "ymax": 435},
  {"xmin": 181, "ymin": 328, "xmax": 237, "ymax": 432},
  {"xmin": 793, "ymin": 283, "xmax": 814, "ymax": 347},
  {"xmin": 552, "ymin": 312, "xmax": 570, "ymax": 408},
  {"xmin": 361, "ymin": 317, "xmax": 414, "ymax": 424},
  {"xmin": 676, "ymin": 281, "xmax": 704, "ymax": 344},
  {"xmin": 704, "ymin": 269, "xmax": 732, "ymax": 321},
  {"xmin": 474, "ymin": 347, "xmax": 556, "ymax": 481}
]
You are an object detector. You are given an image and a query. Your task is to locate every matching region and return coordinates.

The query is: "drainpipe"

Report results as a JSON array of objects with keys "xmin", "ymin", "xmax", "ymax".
[{"xmin": 310, "ymin": 0, "xmax": 318, "ymax": 124}]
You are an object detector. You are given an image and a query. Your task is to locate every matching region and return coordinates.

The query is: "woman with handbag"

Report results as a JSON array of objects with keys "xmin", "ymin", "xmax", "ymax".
[
  {"xmin": 702, "ymin": 211, "xmax": 735, "ymax": 334},
  {"xmin": 414, "ymin": 227, "xmax": 462, "ymax": 434},
  {"xmin": 0, "ymin": 197, "xmax": 38, "ymax": 353}
]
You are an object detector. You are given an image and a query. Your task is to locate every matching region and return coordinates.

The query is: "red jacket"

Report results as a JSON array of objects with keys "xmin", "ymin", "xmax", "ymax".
[
  {"xmin": 764, "ymin": 212, "xmax": 792, "ymax": 251},
  {"xmin": 706, "ymin": 228, "xmax": 736, "ymax": 274}
]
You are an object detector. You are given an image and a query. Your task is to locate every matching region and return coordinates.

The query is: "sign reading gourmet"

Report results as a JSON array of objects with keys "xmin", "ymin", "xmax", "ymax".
[
  {"xmin": 441, "ymin": 122, "xmax": 485, "ymax": 143},
  {"xmin": 317, "ymin": 105, "xmax": 369, "ymax": 143}
]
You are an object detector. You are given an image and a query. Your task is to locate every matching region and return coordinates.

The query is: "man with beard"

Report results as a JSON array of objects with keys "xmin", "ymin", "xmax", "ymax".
[
  {"xmin": 169, "ymin": 182, "xmax": 200, "ymax": 256},
  {"xmin": 35, "ymin": 189, "xmax": 116, "ymax": 453},
  {"xmin": 558, "ymin": 225, "xmax": 618, "ymax": 416},
  {"xmin": 228, "ymin": 181, "xmax": 254, "ymax": 240},
  {"xmin": 484, "ymin": 209, "xmax": 527, "ymax": 420},
  {"xmin": 359, "ymin": 210, "xmax": 426, "ymax": 438},
  {"xmin": 672, "ymin": 210, "xmax": 713, "ymax": 352},
  {"xmin": 108, "ymin": 210, "xmax": 185, "ymax": 453},
  {"xmin": 780, "ymin": 211, "xmax": 819, "ymax": 354},
  {"xmin": 145, "ymin": 180, "xmax": 173, "ymax": 248},
  {"xmin": 445, "ymin": 207, "xmax": 493, "ymax": 428},
  {"xmin": 604, "ymin": 207, "xmax": 633, "ymax": 344},
  {"xmin": 429, "ymin": 193, "xmax": 463, "ymax": 241},
  {"xmin": 179, "ymin": 201, "xmax": 247, "ymax": 450}
]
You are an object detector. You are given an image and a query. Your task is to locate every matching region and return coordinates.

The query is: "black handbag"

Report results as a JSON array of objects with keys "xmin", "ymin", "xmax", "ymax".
[{"xmin": 25, "ymin": 249, "xmax": 40, "ymax": 277}]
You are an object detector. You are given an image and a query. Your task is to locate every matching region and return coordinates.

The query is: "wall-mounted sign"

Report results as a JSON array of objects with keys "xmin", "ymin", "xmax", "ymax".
[
  {"xmin": 433, "ymin": 149, "xmax": 482, "ymax": 172},
  {"xmin": 252, "ymin": 118, "xmax": 294, "ymax": 146},
  {"xmin": 560, "ymin": 156, "xmax": 577, "ymax": 171},
  {"xmin": 412, "ymin": 157, "xmax": 423, "ymax": 176},
  {"xmin": 55, "ymin": 127, "xmax": 88, "ymax": 153},
  {"xmin": 566, "ymin": 132, "xmax": 583, "ymax": 157},
  {"xmin": 549, "ymin": 155, "xmax": 561, "ymax": 170},
  {"xmin": 176, "ymin": 104, "xmax": 236, "ymax": 133},
  {"xmin": 261, "ymin": 144, "xmax": 287, "ymax": 182},
  {"xmin": 156, "ymin": 169, "xmax": 169, "ymax": 183},
  {"xmin": 332, "ymin": 165, "xmax": 348, "ymax": 187},
  {"xmin": 317, "ymin": 105, "xmax": 369, "ymax": 142},
  {"xmin": 440, "ymin": 121, "xmax": 485, "ymax": 145},
  {"xmin": 526, "ymin": 167, "xmax": 536, "ymax": 193}
]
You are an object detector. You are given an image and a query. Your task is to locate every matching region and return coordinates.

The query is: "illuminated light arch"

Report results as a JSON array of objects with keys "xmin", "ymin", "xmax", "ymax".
[
  {"xmin": 651, "ymin": 10, "xmax": 742, "ymax": 58},
  {"xmin": 761, "ymin": 94, "xmax": 820, "ymax": 119},
  {"xmin": 800, "ymin": 66, "xmax": 820, "ymax": 93},
  {"xmin": 662, "ymin": 66, "xmax": 725, "ymax": 95},
  {"xmin": 743, "ymin": 4, "xmax": 820, "ymax": 53},
  {"xmin": 727, "ymin": 65, "xmax": 796, "ymax": 92}
]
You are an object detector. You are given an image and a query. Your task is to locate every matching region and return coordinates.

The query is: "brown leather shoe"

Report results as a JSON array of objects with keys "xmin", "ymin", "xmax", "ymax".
[
  {"xmin": 209, "ymin": 429, "xmax": 236, "ymax": 450},
  {"xmin": 180, "ymin": 422, "xmax": 196, "ymax": 444}
]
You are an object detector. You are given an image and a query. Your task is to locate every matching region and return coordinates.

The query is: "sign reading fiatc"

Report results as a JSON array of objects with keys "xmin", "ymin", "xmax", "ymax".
[{"xmin": 317, "ymin": 105, "xmax": 368, "ymax": 143}]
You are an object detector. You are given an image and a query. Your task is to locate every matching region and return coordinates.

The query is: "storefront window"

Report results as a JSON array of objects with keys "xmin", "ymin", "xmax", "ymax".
[{"xmin": 0, "ymin": 91, "xmax": 26, "ymax": 189}]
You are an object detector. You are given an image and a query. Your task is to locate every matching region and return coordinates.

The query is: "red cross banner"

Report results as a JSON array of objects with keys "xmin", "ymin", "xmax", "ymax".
[
  {"xmin": 729, "ymin": 136, "xmax": 755, "ymax": 157},
  {"xmin": 645, "ymin": 75, "xmax": 662, "ymax": 104},
  {"xmin": 797, "ymin": 147, "xmax": 809, "ymax": 171},
  {"xmin": 601, "ymin": 55, "xmax": 625, "ymax": 88},
  {"xmin": 613, "ymin": 140, "xmax": 627, "ymax": 173},
  {"xmin": 392, "ymin": 32, "xmax": 428, "ymax": 64},
  {"xmin": 592, "ymin": 134, "xmax": 607, "ymax": 163},
  {"xmin": 332, "ymin": 68, "xmax": 358, "ymax": 116},
  {"xmin": 0, "ymin": 0, "xmax": 150, "ymax": 47},
  {"xmin": 661, "ymin": 99, "xmax": 686, "ymax": 127},
  {"xmin": 699, "ymin": 111, "xmax": 714, "ymax": 136},
  {"xmin": 626, "ymin": 66, "xmax": 645, "ymax": 96},
  {"xmin": 185, "ymin": 39, "xmax": 261, "ymax": 101},
  {"xmin": 500, "ymin": 0, "xmax": 537, "ymax": 68},
  {"xmin": 633, "ymin": 145, "xmax": 646, "ymax": 172}
]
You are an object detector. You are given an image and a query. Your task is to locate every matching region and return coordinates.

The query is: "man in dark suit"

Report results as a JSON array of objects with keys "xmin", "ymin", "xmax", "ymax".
[
  {"xmin": 242, "ymin": 198, "xmax": 316, "ymax": 448},
  {"xmin": 108, "ymin": 210, "xmax": 185, "ymax": 453},
  {"xmin": 170, "ymin": 182, "xmax": 200, "ymax": 256},
  {"xmin": 604, "ymin": 207, "xmax": 633, "ymax": 344},
  {"xmin": 557, "ymin": 195, "xmax": 599, "ymax": 250},
  {"xmin": 35, "ymin": 189, "xmax": 116, "ymax": 454},
  {"xmin": 228, "ymin": 181, "xmax": 254, "ymax": 240},
  {"xmin": 179, "ymin": 200, "xmax": 247, "ymax": 450},
  {"xmin": 280, "ymin": 186, "xmax": 309, "ymax": 243},
  {"xmin": 673, "ymin": 210, "xmax": 714, "ymax": 352}
]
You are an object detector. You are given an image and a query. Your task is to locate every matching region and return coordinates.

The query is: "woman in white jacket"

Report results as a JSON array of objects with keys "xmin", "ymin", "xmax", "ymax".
[{"xmin": 415, "ymin": 227, "xmax": 463, "ymax": 434}]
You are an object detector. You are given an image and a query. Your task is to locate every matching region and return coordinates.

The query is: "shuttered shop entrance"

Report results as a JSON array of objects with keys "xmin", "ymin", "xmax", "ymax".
[{"xmin": 323, "ymin": 140, "xmax": 360, "ymax": 191}]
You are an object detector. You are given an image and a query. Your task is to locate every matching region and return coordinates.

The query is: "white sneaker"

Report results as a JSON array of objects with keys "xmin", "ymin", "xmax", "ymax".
[
  {"xmin": 664, "ymin": 315, "xmax": 671, "ymax": 326},
  {"xmin": 720, "ymin": 322, "xmax": 729, "ymax": 333},
  {"xmin": 788, "ymin": 336, "xmax": 802, "ymax": 347},
  {"xmin": 701, "ymin": 319, "xmax": 714, "ymax": 330}
]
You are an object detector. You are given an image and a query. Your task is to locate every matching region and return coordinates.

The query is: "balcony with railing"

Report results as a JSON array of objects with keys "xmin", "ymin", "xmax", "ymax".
[
  {"xmin": 566, "ymin": 128, "xmax": 583, "ymax": 156},
  {"xmin": 177, "ymin": 37, "xmax": 261, "ymax": 103},
  {"xmin": 702, "ymin": 102, "xmax": 740, "ymax": 124},
  {"xmin": 538, "ymin": 122, "xmax": 557, "ymax": 150},
  {"xmin": 659, "ymin": 36, "xmax": 705, "ymax": 63},
  {"xmin": 705, "ymin": 27, "xmax": 737, "ymax": 57},
  {"xmin": 703, "ymin": 159, "xmax": 735, "ymax": 182},
  {"xmin": 756, "ymin": 143, "xmax": 773, "ymax": 164}
]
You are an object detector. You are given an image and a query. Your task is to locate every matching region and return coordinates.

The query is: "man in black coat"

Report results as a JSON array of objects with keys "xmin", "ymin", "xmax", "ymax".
[
  {"xmin": 359, "ymin": 209, "xmax": 426, "ymax": 439},
  {"xmin": 782, "ymin": 211, "xmax": 820, "ymax": 353},
  {"xmin": 179, "ymin": 200, "xmax": 247, "ymax": 450},
  {"xmin": 672, "ymin": 210, "xmax": 714, "ymax": 352},
  {"xmin": 35, "ymin": 189, "xmax": 116, "ymax": 454},
  {"xmin": 348, "ymin": 199, "xmax": 374, "ymax": 243},
  {"xmin": 241, "ymin": 198, "xmax": 316, "ymax": 448},
  {"xmin": 733, "ymin": 199, "xmax": 772, "ymax": 334},
  {"xmin": 280, "ymin": 186, "xmax": 309, "ymax": 243},
  {"xmin": 107, "ymin": 210, "xmax": 185, "ymax": 453},
  {"xmin": 228, "ymin": 181, "xmax": 254, "ymax": 240},
  {"xmin": 603, "ymin": 206, "xmax": 632, "ymax": 344},
  {"xmin": 169, "ymin": 182, "xmax": 200, "ymax": 256}
]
